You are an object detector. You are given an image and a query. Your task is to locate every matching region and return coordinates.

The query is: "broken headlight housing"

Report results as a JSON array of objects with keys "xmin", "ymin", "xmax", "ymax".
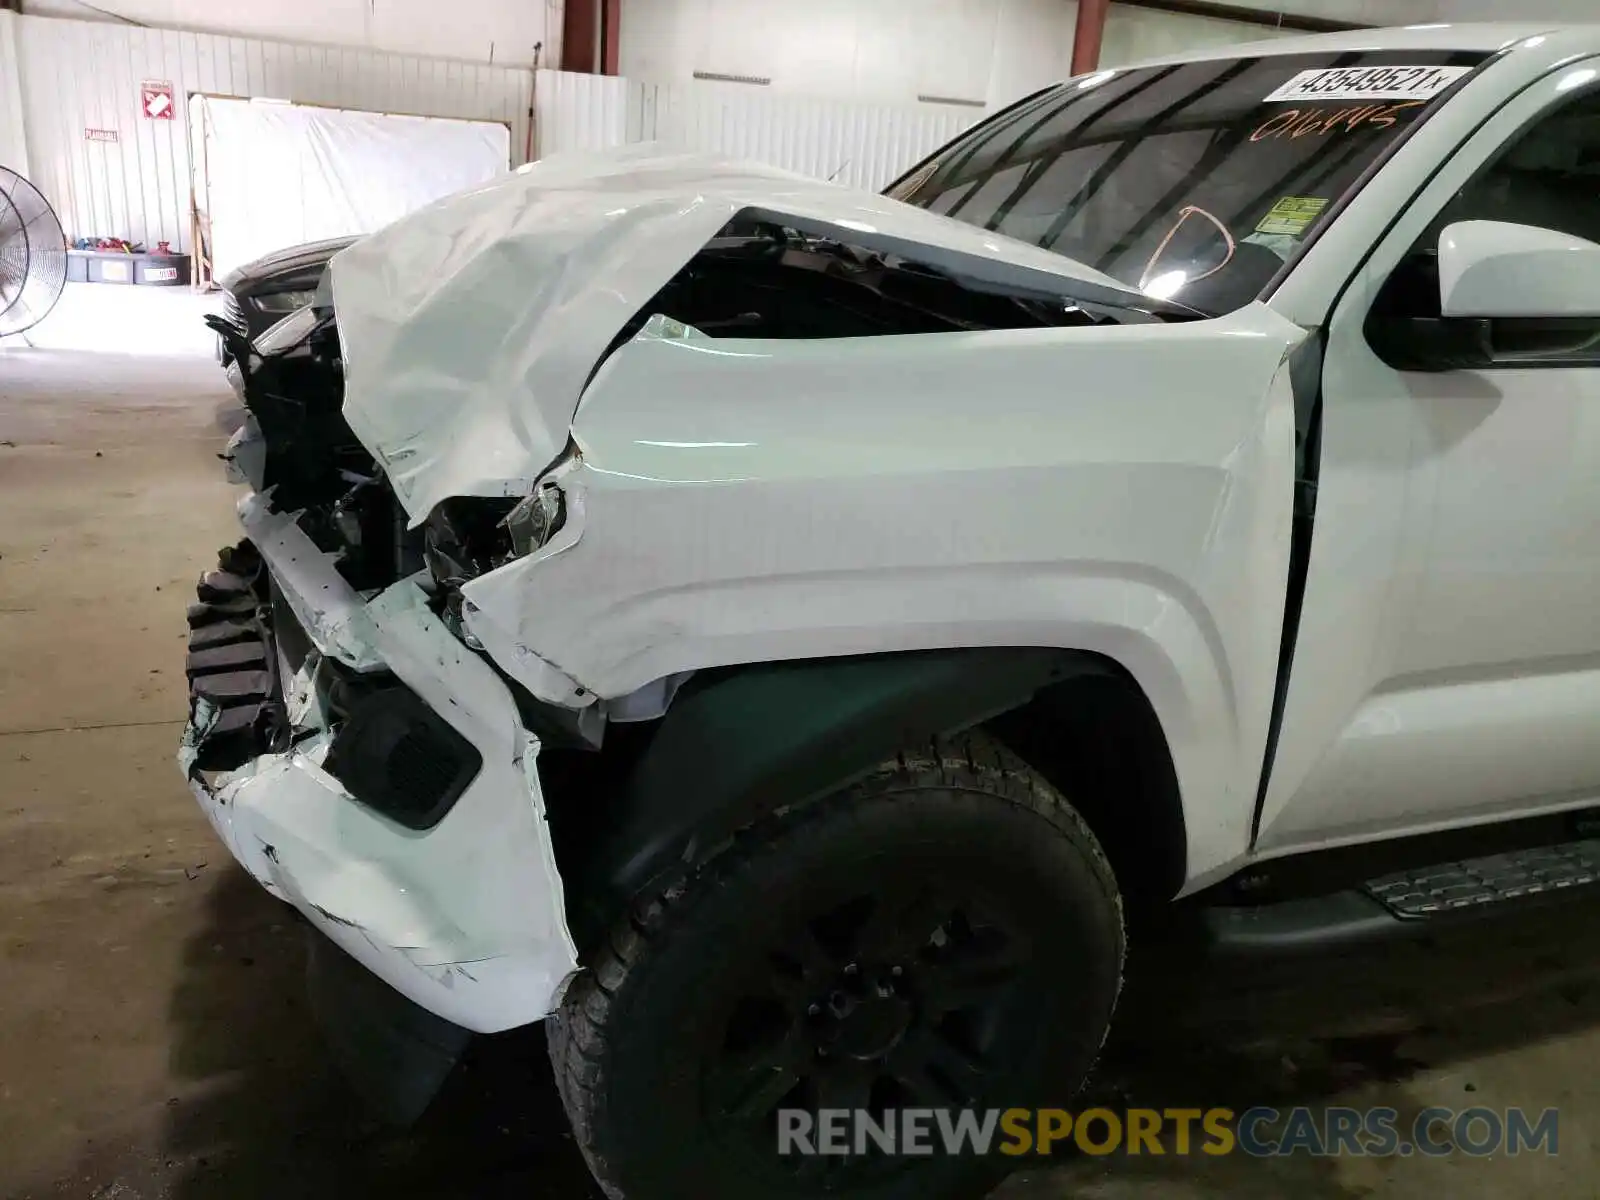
[
  {"xmin": 423, "ymin": 483, "xmax": 567, "ymax": 653},
  {"xmin": 423, "ymin": 498, "xmax": 514, "ymax": 588},
  {"xmin": 504, "ymin": 482, "xmax": 566, "ymax": 559},
  {"xmin": 422, "ymin": 481, "xmax": 568, "ymax": 590},
  {"xmin": 421, "ymin": 480, "xmax": 568, "ymax": 645},
  {"xmin": 252, "ymin": 288, "xmax": 321, "ymax": 313}
]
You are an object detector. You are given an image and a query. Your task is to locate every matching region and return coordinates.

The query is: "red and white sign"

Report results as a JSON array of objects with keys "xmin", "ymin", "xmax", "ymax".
[{"xmin": 141, "ymin": 80, "xmax": 175, "ymax": 120}]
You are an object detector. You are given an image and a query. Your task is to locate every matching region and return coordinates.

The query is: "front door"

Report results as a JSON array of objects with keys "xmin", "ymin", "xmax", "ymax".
[{"xmin": 1259, "ymin": 59, "xmax": 1600, "ymax": 853}]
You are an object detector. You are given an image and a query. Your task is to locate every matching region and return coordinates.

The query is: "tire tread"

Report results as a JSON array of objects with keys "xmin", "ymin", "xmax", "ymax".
[{"xmin": 547, "ymin": 731, "xmax": 1123, "ymax": 1200}]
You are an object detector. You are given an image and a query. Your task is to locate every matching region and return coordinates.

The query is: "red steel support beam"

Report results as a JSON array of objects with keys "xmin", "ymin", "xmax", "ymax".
[
  {"xmin": 1071, "ymin": 0, "xmax": 1111, "ymax": 75},
  {"xmin": 562, "ymin": 0, "xmax": 600, "ymax": 72},
  {"xmin": 602, "ymin": 0, "xmax": 621, "ymax": 75},
  {"xmin": 562, "ymin": 0, "xmax": 620, "ymax": 75}
]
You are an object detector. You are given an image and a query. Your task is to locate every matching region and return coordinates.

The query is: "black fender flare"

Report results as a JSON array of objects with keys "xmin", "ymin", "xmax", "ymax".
[{"xmin": 571, "ymin": 647, "xmax": 1112, "ymax": 941}]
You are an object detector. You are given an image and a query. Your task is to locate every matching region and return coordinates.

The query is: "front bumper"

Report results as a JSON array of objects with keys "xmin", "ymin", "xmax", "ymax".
[{"xmin": 179, "ymin": 492, "xmax": 580, "ymax": 1034}]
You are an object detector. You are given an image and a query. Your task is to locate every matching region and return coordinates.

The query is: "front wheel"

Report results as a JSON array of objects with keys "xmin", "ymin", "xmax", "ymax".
[{"xmin": 549, "ymin": 734, "xmax": 1125, "ymax": 1200}]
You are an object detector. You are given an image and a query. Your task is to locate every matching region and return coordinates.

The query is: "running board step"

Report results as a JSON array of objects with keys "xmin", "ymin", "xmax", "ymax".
[
  {"xmin": 1206, "ymin": 838, "xmax": 1600, "ymax": 955},
  {"xmin": 1364, "ymin": 838, "xmax": 1600, "ymax": 918}
]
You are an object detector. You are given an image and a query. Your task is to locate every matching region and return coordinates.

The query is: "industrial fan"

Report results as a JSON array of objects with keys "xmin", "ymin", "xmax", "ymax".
[{"xmin": 0, "ymin": 165, "xmax": 68, "ymax": 338}]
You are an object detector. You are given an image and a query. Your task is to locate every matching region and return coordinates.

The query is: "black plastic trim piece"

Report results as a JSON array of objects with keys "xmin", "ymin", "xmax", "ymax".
[
  {"xmin": 570, "ymin": 647, "xmax": 1106, "ymax": 941},
  {"xmin": 182, "ymin": 539, "xmax": 291, "ymax": 774},
  {"xmin": 1206, "ymin": 874, "xmax": 1600, "ymax": 957},
  {"xmin": 1248, "ymin": 330, "xmax": 1324, "ymax": 845},
  {"xmin": 1205, "ymin": 890, "xmax": 1401, "ymax": 956},
  {"xmin": 1208, "ymin": 803, "xmax": 1600, "ymax": 906},
  {"xmin": 323, "ymin": 686, "xmax": 483, "ymax": 831}
]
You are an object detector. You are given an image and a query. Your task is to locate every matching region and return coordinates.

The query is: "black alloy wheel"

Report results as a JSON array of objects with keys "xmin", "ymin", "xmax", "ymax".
[{"xmin": 550, "ymin": 734, "xmax": 1125, "ymax": 1200}]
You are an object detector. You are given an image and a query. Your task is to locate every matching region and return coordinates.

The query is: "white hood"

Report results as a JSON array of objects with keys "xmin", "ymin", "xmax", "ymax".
[{"xmin": 329, "ymin": 143, "xmax": 1155, "ymax": 523}]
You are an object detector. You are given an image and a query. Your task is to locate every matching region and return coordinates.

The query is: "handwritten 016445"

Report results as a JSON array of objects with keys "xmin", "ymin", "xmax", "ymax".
[{"xmin": 1250, "ymin": 101, "xmax": 1426, "ymax": 143}]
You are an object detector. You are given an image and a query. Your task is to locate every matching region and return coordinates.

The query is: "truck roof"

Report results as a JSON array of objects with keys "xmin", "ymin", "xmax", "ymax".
[{"xmin": 1126, "ymin": 22, "xmax": 1596, "ymax": 67}]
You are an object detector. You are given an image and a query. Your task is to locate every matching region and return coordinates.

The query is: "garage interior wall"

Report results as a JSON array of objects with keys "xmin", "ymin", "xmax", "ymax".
[
  {"xmin": 621, "ymin": 0, "xmax": 1076, "ymax": 109},
  {"xmin": 14, "ymin": 14, "xmax": 535, "ymax": 254},
  {"xmin": 20, "ymin": 0, "xmax": 563, "ymax": 68},
  {"xmin": 534, "ymin": 67, "xmax": 982, "ymax": 193},
  {"xmin": 12, "ymin": 2, "xmax": 1388, "ymax": 263},
  {"xmin": 0, "ymin": 11, "xmax": 28, "ymax": 177},
  {"xmin": 1102, "ymin": 5, "xmax": 1297, "ymax": 63},
  {"xmin": 618, "ymin": 0, "xmax": 1295, "ymax": 109}
]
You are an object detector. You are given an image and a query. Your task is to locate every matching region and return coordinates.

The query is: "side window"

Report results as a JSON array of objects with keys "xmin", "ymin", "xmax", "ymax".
[
  {"xmin": 1369, "ymin": 87, "xmax": 1600, "ymax": 368},
  {"xmin": 1433, "ymin": 89, "xmax": 1600, "ymax": 244}
]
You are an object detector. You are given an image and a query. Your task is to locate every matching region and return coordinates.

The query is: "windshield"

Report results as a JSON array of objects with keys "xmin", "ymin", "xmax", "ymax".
[{"xmin": 887, "ymin": 50, "xmax": 1489, "ymax": 316}]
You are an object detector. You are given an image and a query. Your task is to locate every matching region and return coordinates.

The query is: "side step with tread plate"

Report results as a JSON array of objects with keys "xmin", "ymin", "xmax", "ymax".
[
  {"xmin": 1364, "ymin": 839, "xmax": 1600, "ymax": 917},
  {"xmin": 1207, "ymin": 838, "xmax": 1600, "ymax": 955}
]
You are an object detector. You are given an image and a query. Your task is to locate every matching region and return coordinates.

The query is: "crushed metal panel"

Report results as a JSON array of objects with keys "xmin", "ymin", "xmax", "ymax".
[
  {"xmin": 329, "ymin": 145, "xmax": 1156, "ymax": 524},
  {"xmin": 458, "ymin": 301, "xmax": 1306, "ymax": 884},
  {"xmin": 179, "ymin": 566, "xmax": 580, "ymax": 1034}
]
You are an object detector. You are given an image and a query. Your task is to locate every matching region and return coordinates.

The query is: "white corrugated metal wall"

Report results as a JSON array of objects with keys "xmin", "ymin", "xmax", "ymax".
[
  {"xmin": 535, "ymin": 70, "xmax": 983, "ymax": 193},
  {"xmin": 644, "ymin": 80, "xmax": 979, "ymax": 192},
  {"xmin": 0, "ymin": 12, "xmax": 29, "ymax": 178},
  {"xmin": 533, "ymin": 69, "xmax": 634, "ymax": 159},
  {"xmin": 15, "ymin": 15, "xmax": 534, "ymax": 252},
  {"xmin": 14, "ymin": 17, "xmax": 987, "ymax": 259}
]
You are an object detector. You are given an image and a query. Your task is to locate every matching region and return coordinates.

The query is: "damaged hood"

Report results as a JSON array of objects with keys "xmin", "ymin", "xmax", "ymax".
[{"xmin": 329, "ymin": 143, "xmax": 1153, "ymax": 523}]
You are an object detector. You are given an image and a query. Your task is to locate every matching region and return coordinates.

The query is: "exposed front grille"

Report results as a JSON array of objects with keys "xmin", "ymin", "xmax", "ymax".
[
  {"xmin": 221, "ymin": 290, "xmax": 248, "ymax": 337},
  {"xmin": 184, "ymin": 540, "xmax": 286, "ymax": 772}
]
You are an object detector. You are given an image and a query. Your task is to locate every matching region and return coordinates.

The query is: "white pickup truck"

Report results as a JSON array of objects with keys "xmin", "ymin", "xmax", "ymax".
[{"xmin": 186, "ymin": 22, "xmax": 1600, "ymax": 1200}]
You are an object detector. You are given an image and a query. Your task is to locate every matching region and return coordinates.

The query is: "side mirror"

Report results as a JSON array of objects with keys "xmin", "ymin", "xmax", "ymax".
[{"xmin": 1439, "ymin": 220, "xmax": 1600, "ymax": 318}]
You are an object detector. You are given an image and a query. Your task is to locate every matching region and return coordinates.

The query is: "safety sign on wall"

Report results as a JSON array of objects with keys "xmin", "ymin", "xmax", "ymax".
[{"xmin": 141, "ymin": 80, "xmax": 175, "ymax": 120}]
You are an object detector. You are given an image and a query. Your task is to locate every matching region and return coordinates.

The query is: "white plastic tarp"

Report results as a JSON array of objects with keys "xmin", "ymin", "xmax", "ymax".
[{"xmin": 194, "ymin": 96, "xmax": 510, "ymax": 279}]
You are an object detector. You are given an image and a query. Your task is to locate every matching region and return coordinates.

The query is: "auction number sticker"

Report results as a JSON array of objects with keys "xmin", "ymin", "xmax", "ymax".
[{"xmin": 1264, "ymin": 65, "xmax": 1471, "ymax": 103}]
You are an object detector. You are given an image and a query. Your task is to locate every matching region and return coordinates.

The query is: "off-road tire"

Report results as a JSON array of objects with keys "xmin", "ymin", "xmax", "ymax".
[{"xmin": 549, "ymin": 732, "xmax": 1125, "ymax": 1200}]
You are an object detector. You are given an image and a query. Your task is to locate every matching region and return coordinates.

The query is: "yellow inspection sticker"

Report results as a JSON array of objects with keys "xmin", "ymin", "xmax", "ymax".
[{"xmin": 1256, "ymin": 196, "xmax": 1329, "ymax": 237}]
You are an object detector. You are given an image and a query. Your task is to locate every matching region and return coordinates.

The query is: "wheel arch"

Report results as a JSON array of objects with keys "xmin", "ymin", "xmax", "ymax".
[
  {"xmin": 984, "ymin": 659, "xmax": 1187, "ymax": 914},
  {"xmin": 559, "ymin": 646, "xmax": 1187, "ymax": 947}
]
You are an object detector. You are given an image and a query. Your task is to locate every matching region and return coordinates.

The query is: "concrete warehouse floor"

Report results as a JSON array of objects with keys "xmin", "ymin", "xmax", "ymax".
[{"xmin": 2, "ymin": 345, "xmax": 1599, "ymax": 1200}]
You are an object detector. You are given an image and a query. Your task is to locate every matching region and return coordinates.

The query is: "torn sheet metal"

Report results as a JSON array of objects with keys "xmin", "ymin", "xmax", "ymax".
[
  {"xmin": 280, "ymin": 651, "xmax": 329, "ymax": 730},
  {"xmin": 221, "ymin": 413, "xmax": 267, "ymax": 490},
  {"xmin": 236, "ymin": 490, "xmax": 385, "ymax": 672},
  {"xmin": 330, "ymin": 144, "xmax": 1152, "ymax": 524},
  {"xmin": 178, "ymin": 696, "xmax": 221, "ymax": 777}
]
